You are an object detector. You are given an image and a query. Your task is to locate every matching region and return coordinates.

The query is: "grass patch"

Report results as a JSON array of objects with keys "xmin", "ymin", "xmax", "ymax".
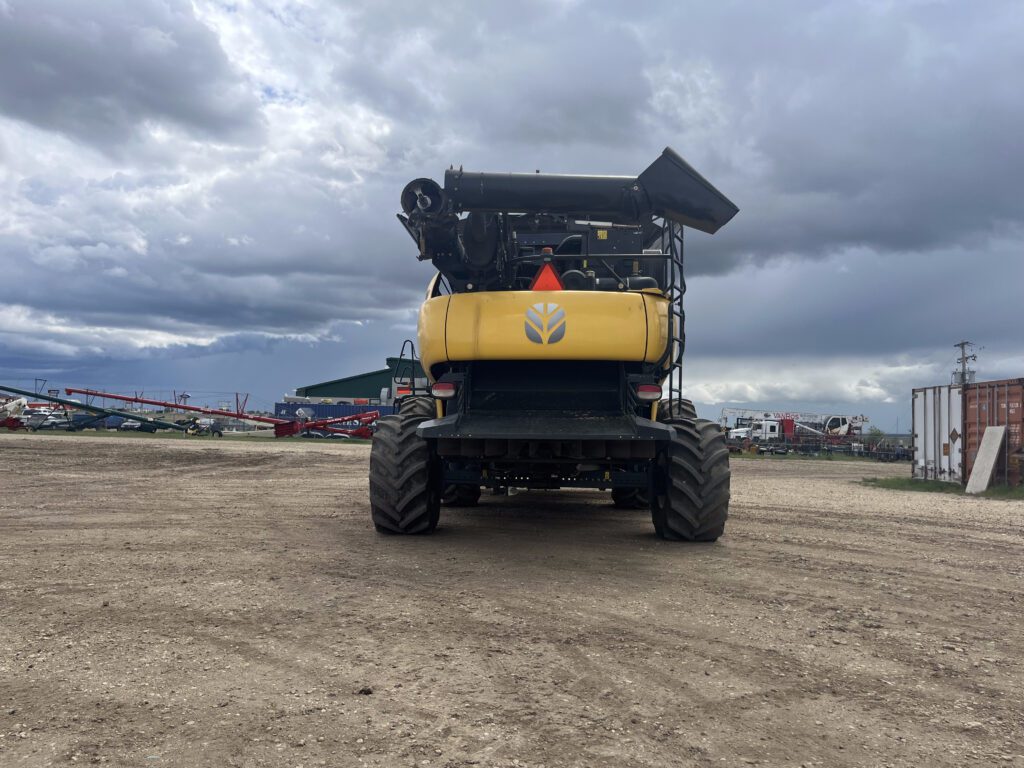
[
  {"xmin": 861, "ymin": 476, "xmax": 1024, "ymax": 500},
  {"xmin": 980, "ymin": 485, "xmax": 1024, "ymax": 500}
]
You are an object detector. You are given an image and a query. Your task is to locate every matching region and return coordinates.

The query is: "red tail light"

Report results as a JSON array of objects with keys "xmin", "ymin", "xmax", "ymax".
[
  {"xmin": 431, "ymin": 382, "xmax": 457, "ymax": 399},
  {"xmin": 636, "ymin": 384, "xmax": 662, "ymax": 402}
]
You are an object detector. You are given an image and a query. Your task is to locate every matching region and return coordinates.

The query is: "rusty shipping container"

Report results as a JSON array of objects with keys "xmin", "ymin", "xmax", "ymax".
[{"xmin": 963, "ymin": 378, "xmax": 1024, "ymax": 487}]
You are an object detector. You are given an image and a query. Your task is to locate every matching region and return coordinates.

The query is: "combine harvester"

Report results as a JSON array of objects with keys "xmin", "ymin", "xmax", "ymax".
[
  {"xmin": 370, "ymin": 147, "xmax": 739, "ymax": 540},
  {"xmin": 64, "ymin": 388, "xmax": 379, "ymax": 439}
]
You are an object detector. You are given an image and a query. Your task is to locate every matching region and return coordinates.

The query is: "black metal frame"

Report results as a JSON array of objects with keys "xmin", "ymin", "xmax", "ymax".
[
  {"xmin": 393, "ymin": 338, "xmax": 421, "ymax": 400},
  {"xmin": 651, "ymin": 219, "xmax": 686, "ymax": 417},
  {"xmin": 401, "ymin": 147, "xmax": 737, "ymax": 294}
]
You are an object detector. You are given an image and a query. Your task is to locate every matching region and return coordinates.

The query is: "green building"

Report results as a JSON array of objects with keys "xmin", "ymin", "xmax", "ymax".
[{"xmin": 289, "ymin": 357, "xmax": 426, "ymax": 403}]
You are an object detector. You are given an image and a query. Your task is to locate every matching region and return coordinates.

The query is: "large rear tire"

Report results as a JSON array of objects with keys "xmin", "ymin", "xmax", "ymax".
[
  {"xmin": 369, "ymin": 411, "xmax": 440, "ymax": 535},
  {"xmin": 657, "ymin": 398, "xmax": 698, "ymax": 422},
  {"xmin": 398, "ymin": 396, "xmax": 435, "ymax": 418},
  {"xmin": 651, "ymin": 418, "xmax": 730, "ymax": 542}
]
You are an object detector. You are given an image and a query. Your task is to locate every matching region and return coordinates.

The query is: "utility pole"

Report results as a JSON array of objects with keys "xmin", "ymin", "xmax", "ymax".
[{"xmin": 953, "ymin": 340, "xmax": 977, "ymax": 385}]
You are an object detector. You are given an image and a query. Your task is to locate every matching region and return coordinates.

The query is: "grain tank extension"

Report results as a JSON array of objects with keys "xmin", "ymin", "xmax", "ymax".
[{"xmin": 369, "ymin": 148, "xmax": 739, "ymax": 540}]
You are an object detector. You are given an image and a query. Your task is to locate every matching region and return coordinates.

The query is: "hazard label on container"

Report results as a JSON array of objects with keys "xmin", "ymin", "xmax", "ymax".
[{"xmin": 949, "ymin": 428, "xmax": 960, "ymax": 443}]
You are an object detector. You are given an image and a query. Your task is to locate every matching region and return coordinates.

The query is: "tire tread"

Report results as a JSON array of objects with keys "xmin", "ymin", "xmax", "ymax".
[
  {"xmin": 369, "ymin": 410, "xmax": 439, "ymax": 534},
  {"xmin": 653, "ymin": 417, "xmax": 730, "ymax": 542}
]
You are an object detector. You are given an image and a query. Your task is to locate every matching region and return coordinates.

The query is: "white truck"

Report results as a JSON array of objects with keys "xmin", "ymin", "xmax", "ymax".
[{"xmin": 723, "ymin": 409, "xmax": 867, "ymax": 442}]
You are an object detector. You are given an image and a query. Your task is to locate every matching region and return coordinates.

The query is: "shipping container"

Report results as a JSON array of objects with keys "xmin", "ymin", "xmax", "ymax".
[
  {"xmin": 912, "ymin": 385, "xmax": 963, "ymax": 483},
  {"xmin": 963, "ymin": 378, "xmax": 1024, "ymax": 488}
]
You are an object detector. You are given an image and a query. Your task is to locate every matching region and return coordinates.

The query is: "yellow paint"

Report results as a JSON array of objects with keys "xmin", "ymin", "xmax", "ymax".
[
  {"xmin": 642, "ymin": 293, "xmax": 669, "ymax": 366},
  {"xmin": 419, "ymin": 288, "xmax": 670, "ymax": 375},
  {"xmin": 418, "ymin": 294, "xmax": 450, "ymax": 381}
]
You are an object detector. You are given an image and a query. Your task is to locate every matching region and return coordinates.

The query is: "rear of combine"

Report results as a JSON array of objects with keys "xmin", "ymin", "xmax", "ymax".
[{"xmin": 369, "ymin": 148, "xmax": 738, "ymax": 541}]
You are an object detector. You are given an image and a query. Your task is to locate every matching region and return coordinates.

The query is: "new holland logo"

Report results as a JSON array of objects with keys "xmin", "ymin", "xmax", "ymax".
[{"xmin": 525, "ymin": 302, "xmax": 566, "ymax": 345}]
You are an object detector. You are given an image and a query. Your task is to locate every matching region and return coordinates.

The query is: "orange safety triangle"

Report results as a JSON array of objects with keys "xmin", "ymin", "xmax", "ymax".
[{"xmin": 530, "ymin": 262, "xmax": 564, "ymax": 291}]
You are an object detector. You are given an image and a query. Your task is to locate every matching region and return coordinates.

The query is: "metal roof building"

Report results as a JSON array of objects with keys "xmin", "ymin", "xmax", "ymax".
[{"xmin": 286, "ymin": 357, "xmax": 426, "ymax": 403}]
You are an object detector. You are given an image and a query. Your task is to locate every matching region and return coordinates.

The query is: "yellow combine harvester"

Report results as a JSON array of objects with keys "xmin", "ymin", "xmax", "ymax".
[{"xmin": 370, "ymin": 148, "xmax": 738, "ymax": 540}]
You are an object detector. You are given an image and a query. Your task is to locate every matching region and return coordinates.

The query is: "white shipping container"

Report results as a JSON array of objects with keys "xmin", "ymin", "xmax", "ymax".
[{"xmin": 912, "ymin": 385, "xmax": 963, "ymax": 483}]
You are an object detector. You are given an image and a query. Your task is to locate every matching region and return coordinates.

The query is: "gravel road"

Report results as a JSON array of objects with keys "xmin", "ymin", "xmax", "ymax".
[{"xmin": 1, "ymin": 433, "xmax": 1022, "ymax": 767}]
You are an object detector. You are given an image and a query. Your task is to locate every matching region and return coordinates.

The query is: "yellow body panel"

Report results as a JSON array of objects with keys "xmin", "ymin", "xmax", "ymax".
[
  {"xmin": 417, "ymin": 292, "xmax": 450, "ymax": 382},
  {"xmin": 418, "ymin": 288, "xmax": 669, "ymax": 380}
]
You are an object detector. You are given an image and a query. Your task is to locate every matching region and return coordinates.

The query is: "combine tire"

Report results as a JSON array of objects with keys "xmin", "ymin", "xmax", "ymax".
[
  {"xmin": 398, "ymin": 396, "xmax": 435, "ymax": 417},
  {"xmin": 403, "ymin": 396, "xmax": 480, "ymax": 508},
  {"xmin": 651, "ymin": 418, "xmax": 730, "ymax": 542},
  {"xmin": 611, "ymin": 487, "xmax": 648, "ymax": 509},
  {"xmin": 369, "ymin": 410, "xmax": 440, "ymax": 535},
  {"xmin": 657, "ymin": 398, "xmax": 698, "ymax": 422},
  {"xmin": 442, "ymin": 485, "xmax": 481, "ymax": 507}
]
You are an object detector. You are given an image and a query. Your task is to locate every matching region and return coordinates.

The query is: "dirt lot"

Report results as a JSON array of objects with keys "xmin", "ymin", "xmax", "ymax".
[{"xmin": 1, "ymin": 434, "xmax": 1022, "ymax": 768}]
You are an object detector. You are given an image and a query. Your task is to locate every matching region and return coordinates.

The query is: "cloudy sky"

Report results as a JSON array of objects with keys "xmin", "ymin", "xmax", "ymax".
[{"xmin": 1, "ymin": 0, "xmax": 1021, "ymax": 427}]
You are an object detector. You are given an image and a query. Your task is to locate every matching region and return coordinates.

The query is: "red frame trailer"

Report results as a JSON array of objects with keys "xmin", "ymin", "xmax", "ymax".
[{"xmin": 64, "ymin": 388, "xmax": 379, "ymax": 439}]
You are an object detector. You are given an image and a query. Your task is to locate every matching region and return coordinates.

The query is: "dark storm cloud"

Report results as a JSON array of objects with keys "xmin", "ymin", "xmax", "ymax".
[
  {"xmin": 0, "ymin": 0, "xmax": 263, "ymax": 149},
  {"xmin": 653, "ymin": 1, "xmax": 1024, "ymax": 273},
  {"xmin": 684, "ymin": 243, "xmax": 1024, "ymax": 359},
  {"xmin": 333, "ymin": 1, "xmax": 650, "ymax": 150},
  {"xmin": 1, "ymin": 0, "xmax": 1023, "ymax": 412},
  {"xmin": 326, "ymin": 0, "xmax": 1024, "ymax": 277}
]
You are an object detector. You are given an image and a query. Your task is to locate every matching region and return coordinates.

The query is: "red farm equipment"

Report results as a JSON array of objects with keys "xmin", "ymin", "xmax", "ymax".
[{"xmin": 63, "ymin": 388, "xmax": 379, "ymax": 439}]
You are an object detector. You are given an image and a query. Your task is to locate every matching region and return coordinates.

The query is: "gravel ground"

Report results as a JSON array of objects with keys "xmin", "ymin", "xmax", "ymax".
[{"xmin": 1, "ymin": 433, "xmax": 1022, "ymax": 768}]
